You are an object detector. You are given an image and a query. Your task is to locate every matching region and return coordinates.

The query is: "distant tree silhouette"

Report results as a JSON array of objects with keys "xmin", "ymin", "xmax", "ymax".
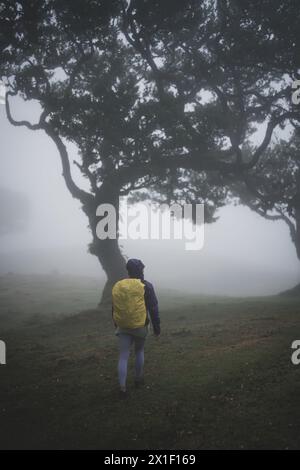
[
  {"xmin": 0, "ymin": 187, "xmax": 29, "ymax": 236},
  {"xmin": 235, "ymin": 130, "xmax": 300, "ymax": 274}
]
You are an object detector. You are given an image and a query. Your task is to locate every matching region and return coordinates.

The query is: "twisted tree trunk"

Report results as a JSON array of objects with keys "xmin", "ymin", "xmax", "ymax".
[
  {"xmin": 42, "ymin": 125, "xmax": 127, "ymax": 306},
  {"xmin": 83, "ymin": 180, "xmax": 127, "ymax": 306},
  {"xmin": 6, "ymin": 109, "xmax": 128, "ymax": 306}
]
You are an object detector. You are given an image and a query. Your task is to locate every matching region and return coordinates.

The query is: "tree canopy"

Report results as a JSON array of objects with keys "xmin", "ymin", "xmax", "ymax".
[
  {"xmin": 235, "ymin": 129, "xmax": 300, "ymax": 260},
  {"xmin": 1, "ymin": 0, "xmax": 300, "ymax": 299}
]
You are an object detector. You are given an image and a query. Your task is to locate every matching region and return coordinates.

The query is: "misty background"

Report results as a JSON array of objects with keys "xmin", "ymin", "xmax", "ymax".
[{"xmin": 0, "ymin": 97, "xmax": 299, "ymax": 297}]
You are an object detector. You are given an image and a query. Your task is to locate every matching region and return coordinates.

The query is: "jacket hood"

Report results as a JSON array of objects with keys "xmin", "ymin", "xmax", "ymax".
[{"xmin": 126, "ymin": 258, "xmax": 145, "ymax": 280}]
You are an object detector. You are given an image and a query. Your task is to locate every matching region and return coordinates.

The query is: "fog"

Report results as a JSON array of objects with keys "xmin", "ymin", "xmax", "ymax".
[{"xmin": 0, "ymin": 98, "xmax": 299, "ymax": 297}]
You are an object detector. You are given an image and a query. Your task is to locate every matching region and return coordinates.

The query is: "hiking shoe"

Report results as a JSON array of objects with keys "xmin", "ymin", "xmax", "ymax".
[
  {"xmin": 134, "ymin": 377, "xmax": 145, "ymax": 389},
  {"xmin": 119, "ymin": 389, "xmax": 128, "ymax": 400}
]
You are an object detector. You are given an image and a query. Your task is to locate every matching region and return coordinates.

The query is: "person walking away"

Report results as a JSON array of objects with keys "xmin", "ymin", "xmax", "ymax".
[{"xmin": 112, "ymin": 258, "xmax": 160, "ymax": 397}]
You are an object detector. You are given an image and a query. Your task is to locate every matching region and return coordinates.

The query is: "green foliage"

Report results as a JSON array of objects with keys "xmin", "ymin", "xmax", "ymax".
[{"xmin": 1, "ymin": 0, "xmax": 300, "ymax": 251}]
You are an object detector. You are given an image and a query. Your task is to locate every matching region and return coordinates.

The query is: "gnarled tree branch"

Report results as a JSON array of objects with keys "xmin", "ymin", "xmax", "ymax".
[{"xmin": 43, "ymin": 123, "xmax": 93, "ymax": 204}]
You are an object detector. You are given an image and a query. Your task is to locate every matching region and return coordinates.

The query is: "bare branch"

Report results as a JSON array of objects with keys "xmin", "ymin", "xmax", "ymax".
[
  {"xmin": 5, "ymin": 91, "xmax": 48, "ymax": 130},
  {"xmin": 73, "ymin": 159, "xmax": 98, "ymax": 193},
  {"xmin": 245, "ymin": 111, "xmax": 300, "ymax": 169},
  {"xmin": 43, "ymin": 123, "xmax": 93, "ymax": 204}
]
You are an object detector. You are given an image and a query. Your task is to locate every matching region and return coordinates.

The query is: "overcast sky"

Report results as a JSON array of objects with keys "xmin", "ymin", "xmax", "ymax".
[{"xmin": 0, "ymin": 95, "xmax": 299, "ymax": 296}]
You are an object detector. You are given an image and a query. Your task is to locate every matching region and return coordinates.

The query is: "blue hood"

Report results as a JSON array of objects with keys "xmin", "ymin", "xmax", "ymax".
[{"xmin": 126, "ymin": 258, "xmax": 145, "ymax": 280}]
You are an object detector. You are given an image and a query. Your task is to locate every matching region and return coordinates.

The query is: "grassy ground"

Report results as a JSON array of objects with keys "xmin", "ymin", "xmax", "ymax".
[{"xmin": 0, "ymin": 274, "xmax": 300, "ymax": 449}]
